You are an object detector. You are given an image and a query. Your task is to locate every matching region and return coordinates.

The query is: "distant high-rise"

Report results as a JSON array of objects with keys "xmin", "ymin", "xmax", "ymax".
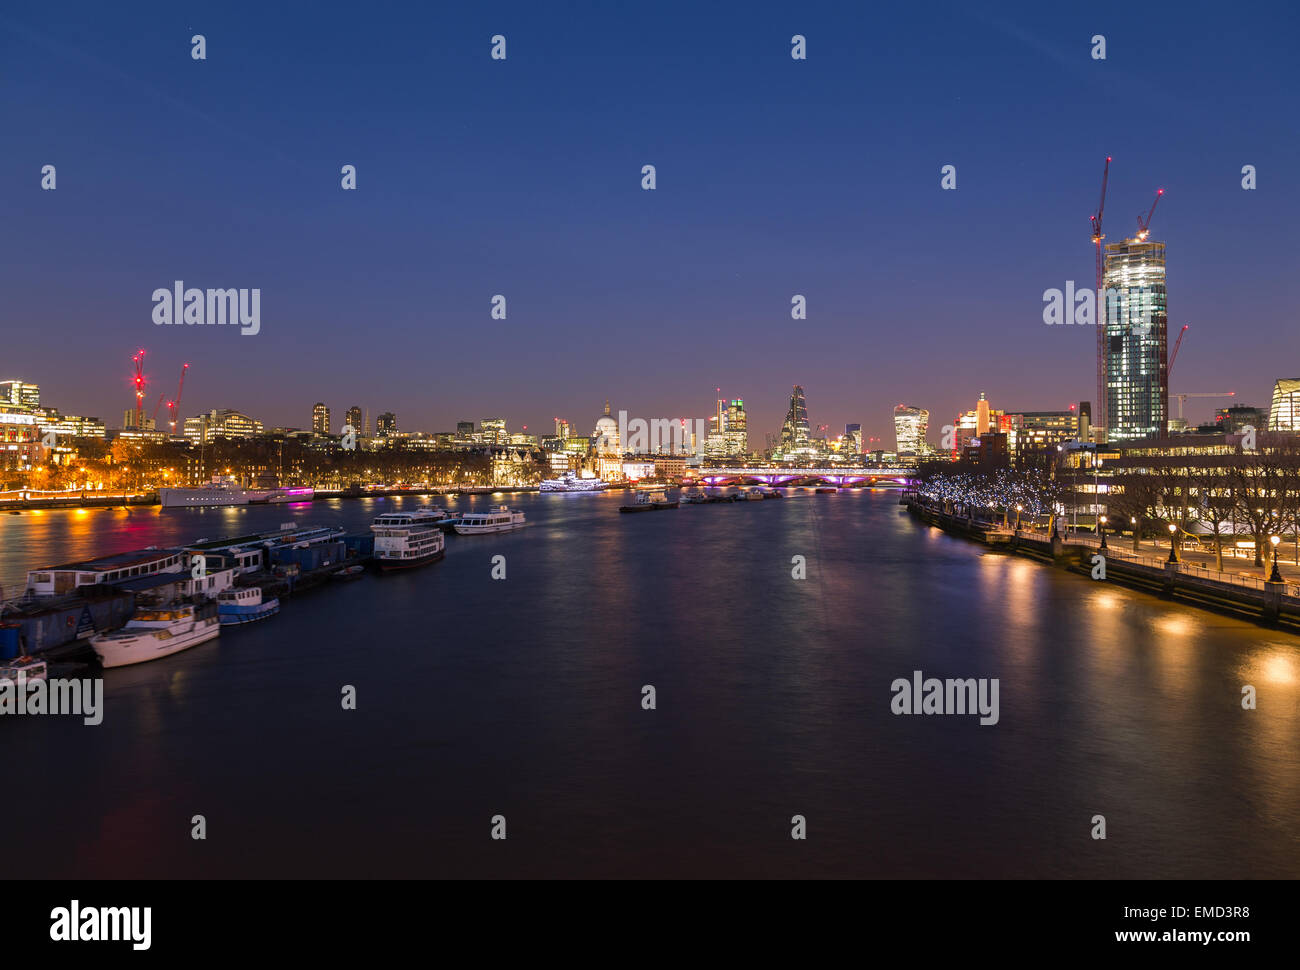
[
  {"xmin": 1269, "ymin": 380, "xmax": 1300, "ymax": 432},
  {"xmin": 554, "ymin": 418, "xmax": 570, "ymax": 440},
  {"xmin": 481, "ymin": 418, "xmax": 508, "ymax": 444},
  {"xmin": 1078, "ymin": 401, "xmax": 1092, "ymax": 441},
  {"xmin": 976, "ymin": 393, "xmax": 991, "ymax": 435},
  {"xmin": 377, "ymin": 412, "xmax": 397, "ymax": 436},
  {"xmin": 780, "ymin": 385, "xmax": 810, "ymax": 451},
  {"xmin": 456, "ymin": 421, "xmax": 474, "ymax": 439},
  {"xmin": 893, "ymin": 405, "xmax": 929, "ymax": 456},
  {"xmin": 0, "ymin": 380, "xmax": 39, "ymax": 410},
  {"xmin": 1103, "ymin": 237, "xmax": 1168, "ymax": 441},
  {"xmin": 844, "ymin": 423, "xmax": 863, "ymax": 454},
  {"xmin": 725, "ymin": 399, "xmax": 748, "ymax": 456},
  {"xmin": 344, "ymin": 406, "xmax": 363, "ymax": 434},
  {"xmin": 312, "ymin": 402, "xmax": 330, "ymax": 435}
]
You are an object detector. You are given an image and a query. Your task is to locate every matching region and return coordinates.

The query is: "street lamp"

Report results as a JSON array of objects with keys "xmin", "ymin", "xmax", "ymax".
[
  {"xmin": 1269, "ymin": 535, "xmax": 1283, "ymax": 583},
  {"xmin": 1167, "ymin": 522, "xmax": 1179, "ymax": 564},
  {"xmin": 1014, "ymin": 503, "xmax": 1023, "ymax": 531},
  {"xmin": 1099, "ymin": 514, "xmax": 1108, "ymax": 551}
]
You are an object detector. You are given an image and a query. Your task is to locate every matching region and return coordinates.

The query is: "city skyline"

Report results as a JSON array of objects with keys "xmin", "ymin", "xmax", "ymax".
[{"xmin": 3, "ymin": 4, "xmax": 1298, "ymax": 444}]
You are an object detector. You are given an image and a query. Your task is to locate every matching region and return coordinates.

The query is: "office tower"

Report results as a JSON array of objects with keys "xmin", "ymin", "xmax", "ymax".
[
  {"xmin": 0, "ymin": 380, "xmax": 40, "ymax": 409},
  {"xmin": 1103, "ymin": 237, "xmax": 1168, "ymax": 441},
  {"xmin": 845, "ymin": 423, "xmax": 863, "ymax": 454},
  {"xmin": 976, "ymin": 393, "xmax": 991, "ymax": 435},
  {"xmin": 893, "ymin": 405, "xmax": 929, "ymax": 456},
  {"xmin": 1078, "ymin": 401, "xmax": 1092, "ymax": 441},
  {"xmin": 725, "ymin": 399, "xmax": 748, "ymax": 456},
  {"xmin": 1213, "ymin": 405, "xmax": 1267, "ymax": 435},
  {"xmin": 481, "ymin": 418, "xmax": 507, "ymax": 444},
  {"xmin": 554, "ymin": 418, "xmax": 570, "ymax": 440},
  {"xmin": 1269, "ymin": 380, "xmax": 1300, "ymax": 432},
  {"xmin": 456, "ymin": 421, "xmax": 474, "ymax": 440},
  {"xmin": 183, "ymin": 409, "xmax": 264, "ymax": 443},
  {"xmin": 377, "ymin": 412, "xmax": 397, "ymax": 436},
  {"xmin": 780, "ymin": 385, "xmax": 810, "ymax": 451},
  {"xmin": 344, "ymin": 406, "xmax": 363, "ymax": 434},
  {"xmin": 312, "ymin": 402, "xmax": 331, "ymax": 435}
]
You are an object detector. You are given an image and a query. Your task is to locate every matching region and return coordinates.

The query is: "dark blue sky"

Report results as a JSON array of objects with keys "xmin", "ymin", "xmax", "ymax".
[{"xmin": 3, "ymin": 1, "xmax": 1297, "ymax": 445}]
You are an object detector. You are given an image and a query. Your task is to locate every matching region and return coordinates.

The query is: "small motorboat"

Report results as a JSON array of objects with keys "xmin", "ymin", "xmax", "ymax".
[
  {"xmin": 620, "ymin": 490, "xmax": 679, "ymax": 513},
  {"xmin": 0, "ymin": 655, "xmax": 48, "ymax": 684},
  {"xmin": 216, "ymin": 587, "xmax": 280, "ymax": 626},
  {"xmin": 332, "ymin": 565, "xmax": 366, "ymax": 581}
]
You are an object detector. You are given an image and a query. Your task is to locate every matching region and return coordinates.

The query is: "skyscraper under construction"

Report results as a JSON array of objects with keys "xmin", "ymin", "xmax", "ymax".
[{"xmin": 1103, "ymin": 238, "xmax": 1168, "ymax": 442}]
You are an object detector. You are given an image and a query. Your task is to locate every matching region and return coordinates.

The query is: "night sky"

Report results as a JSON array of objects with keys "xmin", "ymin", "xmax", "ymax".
[{"xmin": 2, "ymin": 1, "xmax": 1297, "ymax": 445}]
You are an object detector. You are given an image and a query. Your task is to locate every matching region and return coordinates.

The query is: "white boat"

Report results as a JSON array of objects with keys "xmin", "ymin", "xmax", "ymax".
[
  {"xmin": 248, "ymin": 487, "xmax": 316, "ymax": 504},
  {"xmin": 0, "ymin": 655, "xmax": 47, "ymax": 684},
  {"xmin": 540, "ymin": 472, "xmax": 607, "ymax": 492},
  {"xmin": 453, "ymin": 506, "xmax": 526, "ymax": 534},
  {"xmin": 160, "ymin": 476, "xmax": 250, "ymax": 508},
  {"xmin": 216, "ymin": 587, "xmax": 280, "ymax": 625},
  {"xmin": 90, "ymin": 604, "xmax": 219, "ymax": 668},
  {"xmin": 619, "ymin": 489, "xmax": 679, "ymax": 512},
  {"xmin": 371, "ymin": 508, "xmax": 447, "ymax": 570}
]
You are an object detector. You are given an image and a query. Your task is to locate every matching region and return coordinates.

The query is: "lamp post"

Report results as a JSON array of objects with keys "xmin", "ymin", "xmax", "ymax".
[
  {"xmin": 1131, "ymin": 516, "xmax": 1139, "ymax": 552},
  {"xmin": 1269, "ymin": 535, "xmax": 1283, "ymax": 584},
  {"xmin": 1167, "ymin": 522, "xmax": 1179, "ymax": 564},
  {"xmin": 1014, "ymin": 504, "xmax": 1022, "ymax": 531},
  {"xmin": 1099, "ymin": 514, "xmax": 1108, "ymax": 551}
]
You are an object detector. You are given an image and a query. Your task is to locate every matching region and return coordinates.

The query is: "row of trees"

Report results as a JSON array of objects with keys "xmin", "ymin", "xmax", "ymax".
[{"xmin": 1091, "ymin": 439, "xmax": 1300, "ymax": 569}]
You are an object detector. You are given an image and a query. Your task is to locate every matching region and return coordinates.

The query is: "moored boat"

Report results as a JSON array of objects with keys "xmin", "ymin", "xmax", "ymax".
[
  {"xmin": 216, "ymin": 587, "xmax": 280, "ymax": 626},
  {"xmin": 90, "ymin": 603, "xmax": 220, "ymax": 668},
  {"xmin": 620, "ymin": 489, "xmax": 679, "ymax": 513},
  {"xmin": 331, "ymin": 565, "xmax": 365, "ymax": 582},
  {"xmin": 453, "ymin": 506, "xmax": 526, "ymax": 534},
  {"xmin": 540, "ymin": 471, "xmax": 608, "ymax": 492},
  {"xmin": 371, "ymin": 509, "xmax": 446, "ymax": 570},
  {"xmin": 0, "ymin": 655, "xmax": 48, "ymax": 684}
]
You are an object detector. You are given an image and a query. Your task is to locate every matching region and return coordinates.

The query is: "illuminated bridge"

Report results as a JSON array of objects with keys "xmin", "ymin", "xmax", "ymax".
[{"xmin": 689, "ymin": 467, "xmax": 915, "ymax": 486}]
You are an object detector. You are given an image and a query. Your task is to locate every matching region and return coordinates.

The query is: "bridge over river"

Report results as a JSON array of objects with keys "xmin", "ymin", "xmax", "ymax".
[{"xmin": 688, "ymin": 467, "xmax": 915, "ymax": 486}]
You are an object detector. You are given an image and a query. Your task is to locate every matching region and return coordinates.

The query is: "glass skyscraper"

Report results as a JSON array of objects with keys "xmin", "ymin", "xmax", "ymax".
[
  {"xmin": 1269, "ymin": 379, "xmax": 1300, "ymax": 431},
  {"xmin": 893, "ymin": 405, "xmax": 929, "ymax": 456},
  {"xmin": 1103, "ymin": 238, "xmax": 1168, "ymax": 442},
  {"xmin": 780, "ymin": 385, "xmax": 810, "ymax": 451}
]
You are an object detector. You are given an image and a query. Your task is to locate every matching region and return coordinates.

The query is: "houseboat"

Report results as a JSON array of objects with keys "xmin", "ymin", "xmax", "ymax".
[{"xmin": 91, "ymin": 603, "xmax": 220, "ymax": 668}]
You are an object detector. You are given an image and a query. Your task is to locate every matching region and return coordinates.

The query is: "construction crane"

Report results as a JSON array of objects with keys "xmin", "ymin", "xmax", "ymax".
[
  {"xmin": 1136, "ymin": 188, "xmax": 1164, "ymax": 242},
  {"xmin": 1090, "ymin": 156, "xmax": 1111, "ymax": 436},
  {"xmin": 1168, "ymin": 324, "xmax": 1189, "ymax": 379},
  {"xmin": 131, "ymin": 350, "xmax": 147, "ymax": 430},
  {"xmin": 167, "ymin": 363, "xmax": 189, "ymax": 435},
  {"xmin": 1173, "ymin": 391, "xmax": 1235, "ymax": 422}
]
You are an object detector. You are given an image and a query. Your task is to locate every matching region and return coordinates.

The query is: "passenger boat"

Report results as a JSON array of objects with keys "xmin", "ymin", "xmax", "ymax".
[
  {"xmin": 815, "ymin": 486, "xmax": 838, "ymax": 494},
  {"xmin": 248, "ymin": 487, "xmax": 316, "ymax": 505},
  {"xmin": 0, "ymin": 655, "xmax": 48, "ymax": 684},
  {"xmin": 540, "ymin": 471, "xmax": 607, "ymax": 492},
  {"xmin": 619, "ymin": 490, "xmax": 679, "ymax": 513},
  {"xmin": 90, "ymin": 603, "xmax": 220, "ymax": 668},
  {"xmin": 453, "ymin": 507, "xmax": 526, "ymax": 534},
  {"xmin": 371, "ymin": 509, "xmax": 446, "ymax": 570},
  {"xmin": 159, "ymin": 476, "xmax": 250, "ymax": 508},
  {"xmin": 216, "ymin": 587, "xmax": 280, "ymax": 626},
  {"xmin": 331, "ymin": 565, "xmax": 365, "ymax": 582},
  {"xmin": 743, "ymin": 487, "xmax": 767, "ymax": 501}
]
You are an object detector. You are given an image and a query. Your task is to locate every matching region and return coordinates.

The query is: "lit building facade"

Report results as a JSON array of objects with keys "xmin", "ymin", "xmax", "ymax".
[
  {"xmin": 184, "ymin": 409, "xmax": 264, "ymax": 443},
  {"xmin": 344, "ymin": 406, "xmax": 363, "ymax": 434},
  {"xmin": 312, "ymin": 402, "xmax": 330, "ymax": 435},
  {"xmin": 893, "ymin": 405, "xmax": 929, "ymax": 456},
  {"xmin": 0, "ymin": 380, "xmax": 40, "ymax": 410},
  {"xmin": 1103, "ymin": 238, "xmax": 1168, "ymax": 442},
  {"xmin": 1269, "ymin": 379, "xmax": 1300, "ymax": 432}
]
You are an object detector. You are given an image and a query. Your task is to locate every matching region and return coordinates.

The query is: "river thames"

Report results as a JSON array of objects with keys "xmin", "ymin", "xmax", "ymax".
[{"xmin": 3, "ymin": 489, "xmax": 1298, "ymax": 878}]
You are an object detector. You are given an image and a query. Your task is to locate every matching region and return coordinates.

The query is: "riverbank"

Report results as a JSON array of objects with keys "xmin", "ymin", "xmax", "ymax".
[{"xmin": 905, "ymin": 495, "xmax": 1300, "ymax": 631}]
